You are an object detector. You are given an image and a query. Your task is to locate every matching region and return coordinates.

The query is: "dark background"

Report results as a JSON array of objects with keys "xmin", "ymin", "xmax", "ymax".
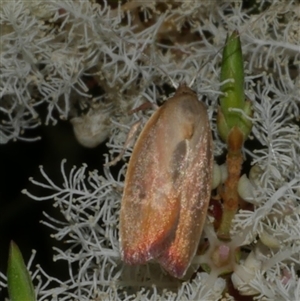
[{"xmin": 0, "ymin": 118, "xmax": 108, "ymax": 293}]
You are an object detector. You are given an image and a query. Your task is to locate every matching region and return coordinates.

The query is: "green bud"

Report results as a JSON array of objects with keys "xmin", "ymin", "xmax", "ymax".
[{"xmin": 217, "ymin": 30, "xmax": 253, "ymax": 144}]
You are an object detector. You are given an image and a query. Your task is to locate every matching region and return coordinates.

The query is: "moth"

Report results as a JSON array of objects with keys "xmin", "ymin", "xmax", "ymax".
[{"xmin": 119, "ymin": 82, "xmax": 213, "ymax": 278}]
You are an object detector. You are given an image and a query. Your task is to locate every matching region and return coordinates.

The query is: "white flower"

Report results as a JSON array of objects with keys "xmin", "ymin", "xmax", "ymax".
[{"xmin": 1, "ymin": 0, "xmax": 300, "ymax": 300}]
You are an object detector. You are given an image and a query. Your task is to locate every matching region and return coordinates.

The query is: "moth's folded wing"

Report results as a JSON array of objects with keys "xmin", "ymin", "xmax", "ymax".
[
  {"xmin": 120, "ymin": 107, "xmax": 181, "ymax": 264},
  {"xmin": 157, "ymin": 97, "xmax": 213, "ymax": 278}
]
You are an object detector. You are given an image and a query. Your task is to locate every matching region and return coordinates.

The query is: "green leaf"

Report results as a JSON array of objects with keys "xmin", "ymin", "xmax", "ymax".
[{"xmin": 7, "ymin": 241, "xmax": 36, "ymax": 301}]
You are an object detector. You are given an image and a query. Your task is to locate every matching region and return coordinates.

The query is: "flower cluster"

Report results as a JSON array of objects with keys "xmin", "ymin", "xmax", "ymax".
[{"xmin": 1, "ymin": 0, "xmax": 300, "ymax": 300}]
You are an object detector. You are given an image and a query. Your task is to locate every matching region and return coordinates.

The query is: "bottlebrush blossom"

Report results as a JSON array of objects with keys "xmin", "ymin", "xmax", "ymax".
[{"xmin": 1, "ymin": 0, "xmax": 300, "ymax": 300}]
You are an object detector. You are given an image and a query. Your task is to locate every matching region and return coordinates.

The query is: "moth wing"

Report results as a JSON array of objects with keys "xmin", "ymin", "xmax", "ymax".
[
  {"xmin": 157, "ymin": 96, "xmax": 213, "ymax": 278},
  {"xmin": 120, "ymin": 106, "xmax": 182, "ymax": 264}
]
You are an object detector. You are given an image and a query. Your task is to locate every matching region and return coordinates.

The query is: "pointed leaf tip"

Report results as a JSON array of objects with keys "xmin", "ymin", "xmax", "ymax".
[{"xmin": 7, "ymin": 241, "xmax": 36, "ymax": 301}]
